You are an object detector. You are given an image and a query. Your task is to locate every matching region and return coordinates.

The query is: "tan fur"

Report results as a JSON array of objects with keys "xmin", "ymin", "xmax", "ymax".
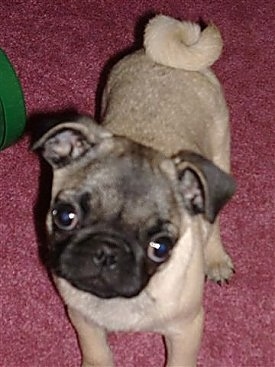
[
  {"xmin": 102, "ymin": 24, "xmax": 229, "ymax": 171},
  {"xmin": 46, "ymin": 15, "xmax": 234, "ymax": 367},
  {"xmin": 144, "ymin": 15, "xmax": 223, "ymax": 71},
  {"xmin": 56, "ymin": 214, "xmax": 206, "ymax": 366}
]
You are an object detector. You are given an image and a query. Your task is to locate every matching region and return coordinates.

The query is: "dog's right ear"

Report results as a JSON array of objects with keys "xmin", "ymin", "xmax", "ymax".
[
  {"xmin": 173, "ymin": 151, "xmax": 236, "ymax": 223},
  {"xmin": 32, "ymin": 115, "xmax": 112, "ymax": 169}
]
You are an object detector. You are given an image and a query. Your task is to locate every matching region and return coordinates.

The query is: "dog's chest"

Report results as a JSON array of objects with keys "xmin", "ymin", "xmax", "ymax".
[{"xmin": 54, "ymin": 217, "xmax": 206, "ymax": 332}]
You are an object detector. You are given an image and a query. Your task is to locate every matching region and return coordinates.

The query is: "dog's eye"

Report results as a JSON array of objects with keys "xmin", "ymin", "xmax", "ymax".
[
  {"xmin": 147, "ymin": 236, "xmax": 173, "ymax": 263},
  {"xmin": 52, "ymin": 203, "xmax": 78, "ymax": 230}
]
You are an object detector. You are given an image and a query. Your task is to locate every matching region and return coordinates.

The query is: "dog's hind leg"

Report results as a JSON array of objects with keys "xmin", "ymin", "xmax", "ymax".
[{"xmin": 204, "ymin": 219, "xmax": 234, "ymax": 283}]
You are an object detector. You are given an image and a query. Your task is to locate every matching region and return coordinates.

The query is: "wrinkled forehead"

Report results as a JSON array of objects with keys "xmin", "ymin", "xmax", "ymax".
[{"xmin": 52, "ymin": 151, "xmax": 180, "ymax": 226}]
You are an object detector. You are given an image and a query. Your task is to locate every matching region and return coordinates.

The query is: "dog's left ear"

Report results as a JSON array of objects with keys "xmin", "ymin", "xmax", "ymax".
[
  {"xmin": 32, "ymin": 115, "xmax": 112, "ymax": 169},
  {"xmin": 173, "ymin": 151, "xmax": 236, "ymax": 223}
]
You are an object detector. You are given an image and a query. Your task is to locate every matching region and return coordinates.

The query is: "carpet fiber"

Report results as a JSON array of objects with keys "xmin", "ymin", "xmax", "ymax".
[{"xmin": 1, "ymin": 1, "xmax": 274, "ymax": 366}]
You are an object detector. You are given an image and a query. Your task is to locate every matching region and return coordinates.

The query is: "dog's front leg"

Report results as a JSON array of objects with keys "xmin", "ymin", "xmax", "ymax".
[
  {"xmin": 68, "ymin": 308, "xmax": 113, "ymax": 367},
  {"xmin": 164, "ymin": 308, "xmax": 204, "ymax": 367}
]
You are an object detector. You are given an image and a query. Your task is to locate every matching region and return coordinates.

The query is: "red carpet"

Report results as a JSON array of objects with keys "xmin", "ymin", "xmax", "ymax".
[{"xmin": 1, "ymin": 1, "xmax": 274, "ymax": 366}]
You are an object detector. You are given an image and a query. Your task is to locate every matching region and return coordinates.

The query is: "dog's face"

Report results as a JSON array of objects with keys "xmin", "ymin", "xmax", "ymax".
[{"xmin": 34, "ymin": 115, "xmax": 235, "ymax": 299}]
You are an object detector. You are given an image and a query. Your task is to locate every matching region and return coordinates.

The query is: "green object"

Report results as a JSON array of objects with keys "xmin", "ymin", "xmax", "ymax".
[{"xmin": 0, "ymin": 49, "xmax": 26, "ymax": 150}]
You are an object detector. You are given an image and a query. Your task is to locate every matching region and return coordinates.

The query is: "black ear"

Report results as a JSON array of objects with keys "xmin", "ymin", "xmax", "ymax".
[
  {"xmin": 173, "ymin": 151, "xmax": 236, "ymax": 223},
  {"xmin": 32, "ymin": 115, "xmax": 112, "ymax": 168}
]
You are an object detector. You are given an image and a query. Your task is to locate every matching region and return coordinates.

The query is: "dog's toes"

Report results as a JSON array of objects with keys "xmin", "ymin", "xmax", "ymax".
[{"xmin": 205, "ymin": 253, "xmax": 234, "ymax": 283}]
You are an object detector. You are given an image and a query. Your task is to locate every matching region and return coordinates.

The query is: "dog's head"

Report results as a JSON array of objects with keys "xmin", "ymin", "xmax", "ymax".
[{"xmin": 34, "ymin": 115, "xmax": 235, "ymax": 299}]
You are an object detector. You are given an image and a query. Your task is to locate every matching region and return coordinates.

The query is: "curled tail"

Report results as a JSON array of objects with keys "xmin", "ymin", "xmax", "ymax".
[{"xmin": 144, "ymin": 15, "xmax": 223, "ymax": 71}]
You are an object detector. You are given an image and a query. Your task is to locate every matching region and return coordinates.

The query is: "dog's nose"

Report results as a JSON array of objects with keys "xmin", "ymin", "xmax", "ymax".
[
  {"xmin": 92, "ymin": 245, "xmax": 119, "ymax": 270},
  {"xmin": 54, "ymin": 233, "xmax": 147, "ymax": 298}
]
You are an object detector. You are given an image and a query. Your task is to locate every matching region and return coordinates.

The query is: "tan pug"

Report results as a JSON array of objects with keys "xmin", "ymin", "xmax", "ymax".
[{"xmin": 34, "ymin": 15, "xmax": 235, "ymax": 367}]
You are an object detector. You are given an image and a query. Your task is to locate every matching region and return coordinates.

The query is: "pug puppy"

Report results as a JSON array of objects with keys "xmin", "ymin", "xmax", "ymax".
[{"xmin": 34, "ymin": 15, "xmax": 235, "ymax": 367}]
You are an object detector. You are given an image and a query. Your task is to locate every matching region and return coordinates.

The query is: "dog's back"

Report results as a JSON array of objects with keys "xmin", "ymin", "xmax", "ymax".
[{"xmin": 102, "ymin": 15, "xmax": 229, "ymax": 167}]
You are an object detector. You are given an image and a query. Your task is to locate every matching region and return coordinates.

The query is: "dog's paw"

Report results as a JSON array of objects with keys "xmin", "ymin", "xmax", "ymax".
[
  {"xmin": 205, "ymin": 252, "xmax": 234, "ymax": 283},
  {"xmin": 82, "ymin": 363, "xmax": 113, "ymax": 367}
]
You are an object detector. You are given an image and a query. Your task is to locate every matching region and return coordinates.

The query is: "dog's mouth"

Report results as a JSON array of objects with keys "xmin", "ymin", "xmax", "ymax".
[
  {"xmin": 61, "ymin": 272, "xmax": 146, "ymax": 299},
  {"xmin": 50, "ymin": 232, "xmax": 149, "ymax": 299}
]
